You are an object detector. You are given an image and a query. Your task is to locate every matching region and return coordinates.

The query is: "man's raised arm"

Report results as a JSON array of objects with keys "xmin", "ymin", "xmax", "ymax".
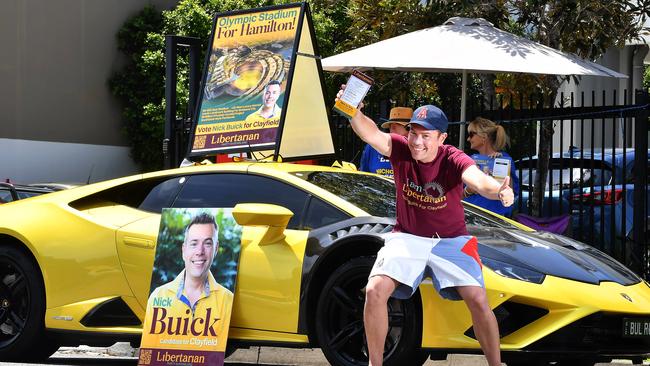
[{"xmin": 337, "ymin": 85, "xmax": 392, "ymax": 156}]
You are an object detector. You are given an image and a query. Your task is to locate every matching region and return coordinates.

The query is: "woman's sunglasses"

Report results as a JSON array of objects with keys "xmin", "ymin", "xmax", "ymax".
[{"xmin": 467, "ymin": 131, "xmax": 477, "ymax": 138}]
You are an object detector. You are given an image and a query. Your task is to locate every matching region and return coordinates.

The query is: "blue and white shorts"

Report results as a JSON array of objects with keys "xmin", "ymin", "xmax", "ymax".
[{"xmin": 369, "ymin": 232, "xmax": 484, "ymax": 301}]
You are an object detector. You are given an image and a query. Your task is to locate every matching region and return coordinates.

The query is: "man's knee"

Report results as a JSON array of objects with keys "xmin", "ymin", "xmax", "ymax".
[
  {"xmin": 365, "ymin": 276, "xmax": 395, "ymax": 306},
  {"xmin": 459, "ymin": 287, "xmax": 490, "ymax": 312}
]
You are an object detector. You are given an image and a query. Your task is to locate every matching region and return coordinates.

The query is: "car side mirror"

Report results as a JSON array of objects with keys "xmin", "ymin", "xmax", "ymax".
[{"xmin": 232, "ymin": 203, "xmax": 294, "ymax": 244}]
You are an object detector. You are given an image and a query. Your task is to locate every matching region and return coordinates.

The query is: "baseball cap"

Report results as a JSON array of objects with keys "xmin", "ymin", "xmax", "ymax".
[
  {"xmin": 380, "ymin": 107, "xmax": 413, "ymax": 129},
  {"xmin": 408, "ymin": 105, "xmax": 448, "ymax": 132}
]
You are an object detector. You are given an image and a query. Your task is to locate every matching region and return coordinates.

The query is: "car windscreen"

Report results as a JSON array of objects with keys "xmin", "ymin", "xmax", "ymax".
[
  {"xmin": 463, "ymin": 204, "xmax": 521, "ymax": 229},
  {"xmin": 292, "ymin": 171, "xmax": 522, "ymax": 230},
  {"xmin": 291, "ymin": 171, "xmax": 396, "ymax": 217},
  {"xmin": 0, "ymin": 189, "xmax": 13, "ymax": 203},
  {"xmin": 0, "ymin": 188, "xmax": 49, "ymax": 202},
  {"xmin": 518, "ymin": 161, "xmax": 612, "ymax": 189},
  {"xmin": 17, "ymin": 190, "xmax": 49, "ymax": 199}
]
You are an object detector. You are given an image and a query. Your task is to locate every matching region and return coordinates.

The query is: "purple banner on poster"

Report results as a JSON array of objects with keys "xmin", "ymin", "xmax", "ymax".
[{"xmin": 138, "ymin": 348, "xmax": 224, "ymax": 366}]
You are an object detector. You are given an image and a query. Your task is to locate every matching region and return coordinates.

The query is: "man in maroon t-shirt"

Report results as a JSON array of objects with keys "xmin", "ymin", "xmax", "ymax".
[{"xmin": 342, "ymin": 94, "xmax": 513, "ymax": 366}]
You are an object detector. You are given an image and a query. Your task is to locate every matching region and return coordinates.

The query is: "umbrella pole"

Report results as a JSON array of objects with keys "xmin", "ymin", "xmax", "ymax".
[{"xmin": 459, "ymin": 70, "xmax": 467, "ymax": 150}]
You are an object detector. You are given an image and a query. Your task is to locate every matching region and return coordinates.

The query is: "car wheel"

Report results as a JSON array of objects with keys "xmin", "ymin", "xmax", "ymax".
[
  {"xmin": 0, "ymin": 246, "xmax": 53, "ymax": 361},
  {"xmin": 315, "ymin": 256, "xmax": 426, "ymax": 366}
]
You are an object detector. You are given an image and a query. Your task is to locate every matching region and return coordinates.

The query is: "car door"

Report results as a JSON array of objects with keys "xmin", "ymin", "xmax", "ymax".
[
  {"xmin": 170, "ymin": 173, "xmax": 310, "ymax": 334},
  {"xmin": 115, "ymin": 176, "xmax": 187, "ymax": 311}
]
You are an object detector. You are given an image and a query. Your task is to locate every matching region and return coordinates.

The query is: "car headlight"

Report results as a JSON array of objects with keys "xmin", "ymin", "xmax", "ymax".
[{"xmin": 482, "ymin": 257, "xmax": 545, "ymax": 284}]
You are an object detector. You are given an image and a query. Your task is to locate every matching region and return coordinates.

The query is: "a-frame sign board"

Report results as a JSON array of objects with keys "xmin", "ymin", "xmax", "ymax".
[{"xmin": 188, "ymin": 2, "xmax": 334, "ymax": 161}]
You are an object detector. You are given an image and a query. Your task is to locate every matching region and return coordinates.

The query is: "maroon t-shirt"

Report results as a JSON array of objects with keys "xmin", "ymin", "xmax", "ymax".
[{"xmin": 389, "ymin": 134, "xmax": 475, "ymax": 238}]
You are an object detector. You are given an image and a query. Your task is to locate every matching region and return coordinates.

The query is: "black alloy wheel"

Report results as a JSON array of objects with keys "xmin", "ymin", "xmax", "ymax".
[
  {"xmin": 315, "ymin": 256, "xmax": 427, "ymax": 366},
  {"xmin": 0, "ymin": 246, "xmax": 56, "ymax": 361}
]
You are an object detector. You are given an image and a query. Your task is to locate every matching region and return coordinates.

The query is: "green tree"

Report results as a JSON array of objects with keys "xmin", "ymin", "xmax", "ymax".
[
  {"xmin": 328, "ymin": 1, "xmax": 473, "ymax": 116},
  {"xmin": 110, "ymin": 0, "xmax": 649, "ymax": 196},
  {"xmin": 109, "ymin": 5, "xmax": 166, "ymax": 171},
  {"xmin": 345, "ymin": 0, "xmax": 650, "ymax": 215},
  {"xmin": 506, "ymin": 0, "xmax": 650, "ymax": 216},
  {"xmin": 643, "ymin": 64, "xmax": 650, "ymax": 90}
]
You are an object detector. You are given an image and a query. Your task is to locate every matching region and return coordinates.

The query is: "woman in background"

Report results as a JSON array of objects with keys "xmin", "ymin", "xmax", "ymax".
[{"xmin": 464, "ymin": 117, "xmax": 519, "ymax": 217}]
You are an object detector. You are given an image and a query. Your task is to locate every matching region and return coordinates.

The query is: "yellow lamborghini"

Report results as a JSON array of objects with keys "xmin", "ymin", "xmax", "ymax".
[{"xmin": 0, "ymin": 162, "xmax": 649, "ymax": 366}]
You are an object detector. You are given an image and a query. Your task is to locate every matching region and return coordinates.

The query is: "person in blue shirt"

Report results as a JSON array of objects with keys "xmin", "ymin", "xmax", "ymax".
[
  {"xmin": 464, "ymin": 117, "xmax": 519, "ymax": 217},
  {"xmin": 359, "ymin": 107, "xmax": 412, "ymax": 178}
]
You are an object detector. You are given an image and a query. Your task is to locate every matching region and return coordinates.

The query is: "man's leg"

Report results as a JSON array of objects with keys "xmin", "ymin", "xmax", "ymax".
[
  {"xmin": 456, "ymin": 286, "xmax": 501, "ymax": 366},
  {"xmin": 364, "ymin": 275, "xmax": 398, "ymax": 366}
]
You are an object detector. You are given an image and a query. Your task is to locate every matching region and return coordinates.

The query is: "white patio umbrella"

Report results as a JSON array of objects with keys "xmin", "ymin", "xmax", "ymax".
[{"xmin": 321, "ymin": 17, "xmax": 627, "ymax": 148}]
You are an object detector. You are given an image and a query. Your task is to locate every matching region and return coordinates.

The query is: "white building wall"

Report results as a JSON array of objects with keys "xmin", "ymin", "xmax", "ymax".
[
  {"xmin": 0, "ymin": 0, "xmax": 178, "ymax": 184},
  {"xmin": 553, "ymin": 45, "xmax": 648, "ymax": 154},
  {"xmin": 1, "ymin": 138, "xmax": 139, "ymax": 184}
]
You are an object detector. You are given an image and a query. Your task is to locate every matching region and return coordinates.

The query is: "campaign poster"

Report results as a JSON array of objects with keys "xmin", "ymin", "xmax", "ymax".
[
  {"xmin": 190, "ymin": 5, "xmax": 302, "ymax": 155},
  {"xmin": 138, "ymin": 208, "xmax": 242, "ymax": 366}
]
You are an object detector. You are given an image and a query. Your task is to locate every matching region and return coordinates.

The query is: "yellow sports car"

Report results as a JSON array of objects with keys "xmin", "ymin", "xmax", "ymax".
[{"xmin": 0, "ymin": 162, "xmax": 649, "ymax": 366}]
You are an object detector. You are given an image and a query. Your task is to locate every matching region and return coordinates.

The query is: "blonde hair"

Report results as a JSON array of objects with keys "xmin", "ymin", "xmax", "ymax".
[{"xmin": 468, "ymin": 117, "xmax": 510, "ymax": 151}]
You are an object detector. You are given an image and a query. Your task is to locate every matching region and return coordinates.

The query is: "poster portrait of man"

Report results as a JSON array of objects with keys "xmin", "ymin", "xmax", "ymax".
[{"xmin": 138, "ymin": 208, "xmax": 242, "ymax": 366}]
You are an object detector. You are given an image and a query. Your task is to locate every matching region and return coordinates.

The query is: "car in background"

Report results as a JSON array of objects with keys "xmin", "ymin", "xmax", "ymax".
[
  {"xmin": 515, "ymin": 148, "xmax": 649, "ymax": 246},
  {"xmin": 27, "ymin": 182, "xmax": 80, "ymax": 191},
  {"xmin": 1, "ymin": 162, "xmax": 649, "ymax": 366},
  {"xmin": 0, "ymin": 182, "xmax": 56, "ymax": 204}
]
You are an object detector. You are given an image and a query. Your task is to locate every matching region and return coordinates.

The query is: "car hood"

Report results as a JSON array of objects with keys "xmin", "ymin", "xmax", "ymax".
[{"xmin": 469, "ymin": 225, "xmax": 640, "ymax": 286}]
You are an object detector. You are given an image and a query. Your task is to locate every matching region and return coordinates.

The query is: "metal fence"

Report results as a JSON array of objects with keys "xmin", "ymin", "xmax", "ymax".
[
  {"xmin": 333, "ymin": 90, "xmax": 649, "ymax": 279},
  {"xmin": 163, "ymin": 36, "xmax": 648, "ymax": 279}
]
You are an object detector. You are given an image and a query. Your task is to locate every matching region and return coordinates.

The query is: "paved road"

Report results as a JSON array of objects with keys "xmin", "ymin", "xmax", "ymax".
[{"xmin": 0, "ymin": 345, "xmax": 645, "ymax": 366}]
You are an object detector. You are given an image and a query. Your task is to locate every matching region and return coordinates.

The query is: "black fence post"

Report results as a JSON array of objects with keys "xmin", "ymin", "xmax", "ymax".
[
  {"xmin": 164, "ymin": 35, "xmax": 203, "ymax": 169},
  {"xmin": 188, "ymin": 38, "xmax": 202, "ymax": 118},
  {"xmin": 633, "ymin": 90, "xmax": 649, "ymax": 279},
  {"xmin": 164, "ymin": 35, "xmax": 177, "ymax": 170}
]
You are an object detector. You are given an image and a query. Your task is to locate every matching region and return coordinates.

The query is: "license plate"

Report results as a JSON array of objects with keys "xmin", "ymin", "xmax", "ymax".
[{"xmin": 622, "ymin": 318, "xmax": 650, "ymax": 337}]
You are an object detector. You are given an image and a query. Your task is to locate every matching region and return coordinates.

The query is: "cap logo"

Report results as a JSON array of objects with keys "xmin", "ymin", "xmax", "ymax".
[{"xmin": 416, "ymin": 108, "xmax": 428, "ymax": 120}]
